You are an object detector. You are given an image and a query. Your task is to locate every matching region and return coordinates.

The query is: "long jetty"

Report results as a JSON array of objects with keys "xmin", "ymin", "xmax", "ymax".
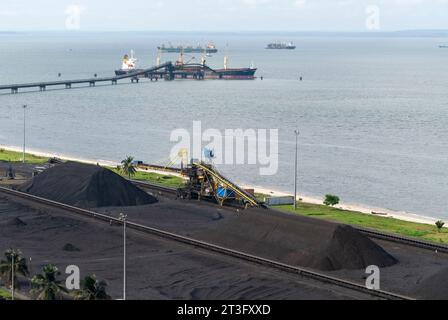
[{"xmin": 0, "ymin": 62, "xmax": 174, "ymax": 94}]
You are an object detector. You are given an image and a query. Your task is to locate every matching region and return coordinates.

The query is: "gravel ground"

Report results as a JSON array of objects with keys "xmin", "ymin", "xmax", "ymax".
[
  {"xmin": 0, "ymin": 194, "xmax": 376, "ymax": 300},
  {"xmin": 97, "ymin": 195, "xmax": 448, "ymax": 299}
]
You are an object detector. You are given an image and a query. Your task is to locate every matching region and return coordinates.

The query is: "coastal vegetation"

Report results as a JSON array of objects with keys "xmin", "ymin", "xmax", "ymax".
[
  {"xmin": 0, "ymin": 149, "xmax": 48, "ymax": 164},
  {"xmin": 0, "ymin": 148, "xmax": 184, "ymax": 188},
  {"xmin": 324, "ymin": 194, "xmax": 340, "ymax": 206},
  {"xmin": 436, "ymin": 220, "xmax": 445, "ymax": 232},
  {"xmin": 74, "ymin": 274, "xmax": 111, "ymax": 300},
  {"xmin": 279, "ymin": 202, "xmax": 448, "ymax": 244},
  {"xmin": 119, "ymin": 156, "xmax": 137, "ymax": 179},
  {"xmin": 111, "ymin": 167, "xmax": 185, "ymax": 188},
  {"xmin": 0, "ymin": 287, "xmax": 12, "ymax": 299},
  {"xmin": 0, "ymin": 248, "xmax": 111, "ymax": 300},
  {"xmin": 30, "ymin": 264, "xmax": 67, "ymax": 300},
  {"xmin": 0, "ymin": 249, "xmax": 29, "ymax": 288}
]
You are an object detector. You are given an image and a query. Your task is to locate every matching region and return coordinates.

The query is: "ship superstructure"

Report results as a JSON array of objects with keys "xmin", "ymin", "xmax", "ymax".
[{"xmin": 115, "ymin": 50, "xmax": 143, "ymax": 76}]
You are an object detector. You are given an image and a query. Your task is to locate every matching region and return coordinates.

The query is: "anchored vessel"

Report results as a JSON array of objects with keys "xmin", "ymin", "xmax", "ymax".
[
  {"xmin": 115, "ymin": 50, "xmax": 143, "ymax": 76},
  {"xmin": 266, "ymin": 42, "xmax": 296, "ymax": 50},
  {"xmin": 158, "ymin": 43, "xmax": 218, "ymax": 54},
  {"xmin": 173, "ymin": 54, "xmax": 256, "ymax": 80}
]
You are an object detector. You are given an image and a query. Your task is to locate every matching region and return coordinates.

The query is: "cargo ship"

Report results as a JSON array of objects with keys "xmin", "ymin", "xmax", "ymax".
[
  {"xmin": 158, "ymin": 43, "xmax": 218, "ymax": 54},
  {"xmin": 115, "ymin": 50, "xmax": 143, "ymax": 76},
  {"xmin": 266, "ymin": 42, "xmax": 296, "ymax": 50},
  {"xmin": 173, "ymin": 55, "xmax": 256, "ymax": 80},
  {"xmin": 113, "ymin": 51, "xmax": 256, "ymax": 80}
]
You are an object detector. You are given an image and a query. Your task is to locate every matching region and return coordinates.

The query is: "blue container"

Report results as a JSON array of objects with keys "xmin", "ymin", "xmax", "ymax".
[{"xmin": 217, "ymin": 187, "xmax": 236, "ymax": 198}]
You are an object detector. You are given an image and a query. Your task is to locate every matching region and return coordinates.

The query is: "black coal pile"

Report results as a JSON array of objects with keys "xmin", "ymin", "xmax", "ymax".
[
  {"xmin": 414, "ymin": 268, "xmax": 448, "ymax": 300},
  {"xmin": 306, "ymin": 225, "xmax": 398, "ymax": 271},
  {"xmin": 63, "ymin": 243, "xmax": 81, "ymax": 252},
  {"xmin": 19, "ymin": 162, "xmax": 157, "ymax": 208}
]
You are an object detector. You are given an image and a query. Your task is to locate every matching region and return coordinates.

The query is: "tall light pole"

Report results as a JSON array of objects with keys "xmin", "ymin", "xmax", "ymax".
[
  {"xmin": 11, "ymin": 252, "xmax": 15, "ymax": 301},
  {"xmin": 22, "ymin": 105, "xmax": 27, "ymax": 164},
  {"xmin": 294, "ymin": 130, "xmax": 300, "ymax": 210},
  {"xmin": 119, "ymin": 213, "xmax": 127, "ymax": 300}
]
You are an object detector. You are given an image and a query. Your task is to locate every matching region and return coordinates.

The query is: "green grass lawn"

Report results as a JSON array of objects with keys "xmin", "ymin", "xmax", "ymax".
[
  {"xmin": 110, "ymin": 167, "xmax": 186, "ymax": 188},
  {"xmin": 0, "ymin": 287, "xmax": 12, "ymax": 300},
  {"xmin": 0, "ymin": 148, "xmax": 49, "ymax": 164},
  {"xmin": 276, "ymin": 202, "xmax": 448, "ymax": 244}
]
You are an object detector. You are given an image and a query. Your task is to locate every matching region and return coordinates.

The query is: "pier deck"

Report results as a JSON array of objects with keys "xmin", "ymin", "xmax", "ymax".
[{"xmin": 0, "ymin": 62, "xmax": 174, "ymax": 94}]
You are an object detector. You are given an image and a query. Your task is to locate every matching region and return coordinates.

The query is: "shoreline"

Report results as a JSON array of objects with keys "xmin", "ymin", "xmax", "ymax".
[{"xmin": 0, "ymin": 144, "xmax": 440, "ymax": 226}]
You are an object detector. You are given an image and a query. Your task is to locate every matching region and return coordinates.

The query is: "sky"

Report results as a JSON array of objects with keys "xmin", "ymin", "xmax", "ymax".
[{"xmin": 0, "ymin": 0, "xmax": 447, "ymax": 32}]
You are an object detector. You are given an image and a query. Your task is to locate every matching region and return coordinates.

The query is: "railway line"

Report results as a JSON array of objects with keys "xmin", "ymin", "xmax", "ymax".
[
  {"xmin": 0, "ymin": 186, "xmax": 411, "ymax": 300},
  {"xmin": 132, "ymin": 179, "xmax": 448, "ymax": 255}
]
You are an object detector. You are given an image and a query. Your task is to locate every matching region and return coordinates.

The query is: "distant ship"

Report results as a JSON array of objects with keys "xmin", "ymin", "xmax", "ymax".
[
  {"xmin": 440, "ymin": 45, "xmax": 448, "ymax": 48},
  {"xmin": 158, "ymin": 43, "xmax": 218, "ymax": 54},
  {"xmin": 266, "ymin": 42, "xmax": 296, "ymax": 50},
  {"xmin": 115, "ymin": 50, "xmax": 143, "ymax": 76}
]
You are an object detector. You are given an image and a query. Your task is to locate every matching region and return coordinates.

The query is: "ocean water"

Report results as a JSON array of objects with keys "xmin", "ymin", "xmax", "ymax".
[{"xmin": 0, "ymin": 32, "xmax": 447, "ymax": 219}]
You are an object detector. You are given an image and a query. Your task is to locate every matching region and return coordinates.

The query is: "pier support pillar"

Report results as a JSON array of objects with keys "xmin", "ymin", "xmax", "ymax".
[
  {"xmin": 65, "ymin": 83, "xmax": 71, "ymax": 89},
  {"xmin": 11, "ymin": 88, "xmax": 18, "ymax": 94},
  {"xmin": 89, "ymin": 81, "xmax": 95, "ymax": 87},
  {"xmin": 39, "ymin": 85, "xmax": 46, "ymax": 91},
  {"xmin": 112, "ymin": 79, "xmax": 117, "ymax": 85}
]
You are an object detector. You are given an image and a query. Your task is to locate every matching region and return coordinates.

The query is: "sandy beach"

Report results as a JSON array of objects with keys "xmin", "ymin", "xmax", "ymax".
[{"xmin": 0, "ymin": 144, "xmax": 439, "ymax": 226}]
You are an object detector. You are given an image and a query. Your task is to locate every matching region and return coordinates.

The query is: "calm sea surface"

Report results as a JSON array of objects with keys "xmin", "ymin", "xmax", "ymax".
[{"xmin": 1, "ymin": 32, "xmax": 447, "ymax": 218}]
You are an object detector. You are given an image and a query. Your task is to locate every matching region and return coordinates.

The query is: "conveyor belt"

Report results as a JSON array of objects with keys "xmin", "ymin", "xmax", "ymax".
[{"xmin": 192, "ymin": 162, "xmax": 260, "ymax": 207}]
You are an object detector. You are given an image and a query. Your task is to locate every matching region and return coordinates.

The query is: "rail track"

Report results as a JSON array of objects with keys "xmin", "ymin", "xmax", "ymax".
[
  {"xmin": 0, "ymin": 186, "xmax": 411, "ymax": 300},
  {"xmin": 131, "ymin": 180, "xmax": 448, "ymax": 255}
]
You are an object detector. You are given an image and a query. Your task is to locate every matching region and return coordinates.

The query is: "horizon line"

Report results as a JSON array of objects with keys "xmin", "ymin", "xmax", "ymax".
[{"xmin": 1, "ymin": 29, "xmax": 448, "ymax": 34}]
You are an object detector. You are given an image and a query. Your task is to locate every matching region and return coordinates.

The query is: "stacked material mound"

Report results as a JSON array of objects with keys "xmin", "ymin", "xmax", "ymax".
[
  {"xmin": 306, "ymin": 225, "xmax": 398, "ymax": 271},
  {"xmin": 196, "ymin": 209, "xmax": 397, "ymax": 271},
  {"xmin": 414, "ymin": 268, "xmax": 448, "ymax": 300},
  {"xmin": 19, "ymin": 162, "xmax": 157, "ymax": 208}
]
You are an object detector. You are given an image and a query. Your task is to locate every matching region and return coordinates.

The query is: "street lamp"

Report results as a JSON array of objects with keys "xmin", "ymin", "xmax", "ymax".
[
  {"xmin": 22, "ymin": 105, "xmax": 27, "ymax": 164},
  {"xmin": 294, "ymin": 130, "xmax": 300, "ymax": 210},
  {"xmin": 11, "ymin": 252, "xmax": 15, "ymax": 300},
  {"xmin": 118, "ymin": 213, "xmax": 128, "ymax": 300}
]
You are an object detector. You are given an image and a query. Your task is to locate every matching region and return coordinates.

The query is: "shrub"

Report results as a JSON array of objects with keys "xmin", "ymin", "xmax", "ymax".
[
  {"xmin": 324, "ymin": 194, "xmax": 340, "ymax": 207},
  {"xmin": 435, "ymin": 220, "xmax": 445, "ymax": 232}
]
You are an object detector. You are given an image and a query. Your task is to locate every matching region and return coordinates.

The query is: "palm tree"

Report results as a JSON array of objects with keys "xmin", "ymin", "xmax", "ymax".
[
  {"xmin": 0, "ymin": 249, "xmax": 29, "ymax": 289},
  {"xmin": 74, "ymin": 274, "xmax": 111, "ymax": 300},
  {"xmin": 30, "ymin": 264, "xmax": 67, "ymax": 300},
  {"xmin": 120, "ymin": 156, "xmax": 136, "ymax": 179}
]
